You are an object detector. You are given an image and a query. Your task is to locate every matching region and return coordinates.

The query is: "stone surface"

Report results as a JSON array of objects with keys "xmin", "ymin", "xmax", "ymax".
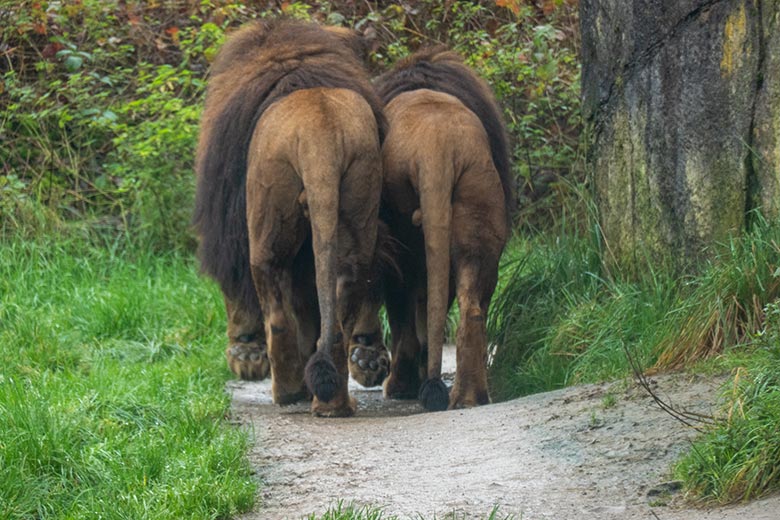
[
  {"xmin": 581, "ymin": 0, "xmax": 777, "ymax": 268},
  {"xmin": 753, "ymin": 4, "xmax": 780, "ymax": 217}
]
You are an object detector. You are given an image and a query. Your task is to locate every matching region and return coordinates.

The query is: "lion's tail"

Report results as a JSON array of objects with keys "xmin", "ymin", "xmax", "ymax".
[
  {"xmin": 417, "ymin": 157, "xmax": 454, "ymax": 412},
  {"xmin": 303, "ymin": 163, "xmax": 342, "ymax": 403}
]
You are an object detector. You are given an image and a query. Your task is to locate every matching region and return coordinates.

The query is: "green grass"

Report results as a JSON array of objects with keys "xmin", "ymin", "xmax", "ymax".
[
  {"xmin": 3, "ymin": 207, "xmax": 778, "ymax": 515},
  {"xmin": 488, "ymin": 212, "xmax": 780, "ymax": 400},
  {"xmin": 488, "ymin": 216, "xmax": 677, "ymax": 398},
  {"xmin": 488, "ymin": 209, "xmax": 780, "ymax": 504},
  {"xmin": 0, "ymin": 234, "xmax": 255, "ymax": 519},
  {"xmin": 673, "ymin": 309, "xmax": 780, "ymax": 503},
  {"xmin": 309, "ymin": 503, "xmax": 394, "ymax": 520}
]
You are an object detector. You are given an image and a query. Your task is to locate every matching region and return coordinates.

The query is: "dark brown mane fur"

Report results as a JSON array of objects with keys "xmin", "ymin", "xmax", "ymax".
[
  {"xmin": 375, "ymin": 46, "xmax": 515, "ymax": 218},
  {"xmin": 193, "ymin": 19, "xmax": 386, "ymax": 313}
]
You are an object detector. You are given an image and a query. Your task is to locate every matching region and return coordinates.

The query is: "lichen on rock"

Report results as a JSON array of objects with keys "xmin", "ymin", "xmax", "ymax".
[{"xmin": 582, "ymin": 0, "xmax": 773, "ymax": 270}]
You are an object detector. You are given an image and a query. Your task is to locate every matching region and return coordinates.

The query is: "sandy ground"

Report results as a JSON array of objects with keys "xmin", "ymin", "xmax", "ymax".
[{"xmin": 228, "ymin": 346, "xmax": 780, "ymax": 520}]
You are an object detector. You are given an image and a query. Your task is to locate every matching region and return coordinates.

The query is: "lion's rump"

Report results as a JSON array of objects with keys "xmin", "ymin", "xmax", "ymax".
[
  {"xmin": 192, "ymin": 20, "xmax": 385, "ymax": 313},
  {"xmin": 375, "ymin": 46, "xmax": 515, "ymax": 220}
]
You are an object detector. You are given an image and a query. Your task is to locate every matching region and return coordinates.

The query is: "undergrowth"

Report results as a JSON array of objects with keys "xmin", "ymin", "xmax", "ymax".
[
  {"xmin": 0, "ymin": 234, "xmax": 255, "ymax": 519},
  {"xmin": 488, "ymin": 209, "xmax": 780, "ymax": 503},
  {"xmin": 1, "ymin": 0, "xmax": 580, "ymax": 247},
  {"xmin": 673, "ymin": 302, "xmax": 780, "ymax": 503},
  {"xmin": 488, "ymin": 211, "xmax": 780, "ymax": 400}
]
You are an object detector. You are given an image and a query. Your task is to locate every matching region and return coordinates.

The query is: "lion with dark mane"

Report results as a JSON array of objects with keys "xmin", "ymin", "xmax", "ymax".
[
  {"xmin": 193, "ymin": 19, "xmax": 385, "ymax": 417},
  {"xmin": 349, "ymin": 46, "xmax": 514, "ymax": 411}
]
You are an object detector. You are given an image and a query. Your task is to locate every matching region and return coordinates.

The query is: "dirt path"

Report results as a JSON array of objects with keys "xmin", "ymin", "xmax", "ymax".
[{"xmin": 228, "ymin": 347, "xmax": 780, "ymax": 519}]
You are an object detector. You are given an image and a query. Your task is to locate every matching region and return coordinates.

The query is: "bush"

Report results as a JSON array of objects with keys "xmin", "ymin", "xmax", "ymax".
[
  {"xmin": 1, "ymin": 0, "xmax": 582, "ymax": 246},
  {"xmin": 1, "ymin": 0, "xmax": 238, "ymax": 248}
]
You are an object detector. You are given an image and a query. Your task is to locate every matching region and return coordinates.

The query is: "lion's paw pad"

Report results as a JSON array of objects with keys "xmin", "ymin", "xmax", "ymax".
[
  {"xmin": 225, "ymin": 342, "xmax": 270, "ymax": 381},
  {"xmin": 348, "ymin": 339, "xmax": 390, "ymax": 388}
]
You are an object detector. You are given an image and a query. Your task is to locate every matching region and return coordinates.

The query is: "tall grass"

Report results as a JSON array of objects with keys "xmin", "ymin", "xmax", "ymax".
[
  {"xmin": 488, "ymin": 209, "xmax": 780, "ymax": 400},
  {"xmin": 652, "ymin": 225, "xmax": 780, "ymax": 369},
  {"xmin": 0, "ymin": 234, "xmax": 255, "ymax": 519},
  {"xmin": 488, "ymin": 206, "xmax": 780, "ymax": 503},
  {"xmin": 673, "ymin": 303, "xmax": 780, "ymax": 503}
]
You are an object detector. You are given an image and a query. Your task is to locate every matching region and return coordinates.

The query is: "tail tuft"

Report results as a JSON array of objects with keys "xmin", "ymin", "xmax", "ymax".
[
  {"xmin": 419, "ymin": 378, "xmax": 450, "ymax": 412},
  {"xmin": 304, "ymin": 351, "xmax": 340, "ymax": 402}
]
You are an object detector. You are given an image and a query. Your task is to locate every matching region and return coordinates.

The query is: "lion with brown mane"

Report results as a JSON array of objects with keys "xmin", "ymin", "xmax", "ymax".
[
  {"xmin": 193, "ymin": 19, "xmax": 386, "ymax": 417},
  {"xmin": 348, "ymin": 46, "xmax": 515, "ymax": 411}
]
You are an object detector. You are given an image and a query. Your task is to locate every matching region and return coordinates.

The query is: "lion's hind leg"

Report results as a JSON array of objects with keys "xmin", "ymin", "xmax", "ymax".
[
  {"xmin": 290, "ymin": 238, "xmax": 319, "ymax": 374},
  {"xmin": 448, "ymin": 165, "xmax": 507, "ymax": 409},
  {"xmin": 449, "ymin": 260, "xmax": 493, "ymax": 409},
  {"xmin": 251, "ymin": 262, "xmax": 309, "ymax": 404},
  {"xmin": 383, "ymin": 286, "xmax": 425, "ymax": 400},
  {"xmin": 246, "ymin": 156, "xmax": 310, "ymax": 405}
]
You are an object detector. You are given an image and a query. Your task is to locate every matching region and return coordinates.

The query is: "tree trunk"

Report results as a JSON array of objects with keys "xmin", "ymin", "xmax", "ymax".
[{"xmin": 581, "ymin": 0, "xmax": 780, "ymax": 269}]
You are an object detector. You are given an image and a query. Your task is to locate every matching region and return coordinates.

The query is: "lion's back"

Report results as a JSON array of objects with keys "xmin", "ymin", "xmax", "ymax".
[{"xmin": 193, "ymin": 20, "xmax": 384, "ymax": 312}]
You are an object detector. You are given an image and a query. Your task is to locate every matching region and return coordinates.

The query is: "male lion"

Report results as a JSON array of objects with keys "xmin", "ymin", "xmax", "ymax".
[
  {"xmin": 193, "ymin": 20, "xmax": 385, "ymax": 417},
  {"xmin": 354, "ymin": 47, "xmax": 515, "ymax": 411}
]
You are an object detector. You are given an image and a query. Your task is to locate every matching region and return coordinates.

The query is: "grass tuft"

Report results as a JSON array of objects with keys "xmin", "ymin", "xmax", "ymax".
[
  {"xmin": 307, "ymin": 502, "xmax": 516, "ymax": 520},
  {"xmin": 674, "ymin": 336, "xmax": 780, "ymax": 503},
  {"xmin": 653, "ymin": 218, "xmax": 780, "ymax": 369}
]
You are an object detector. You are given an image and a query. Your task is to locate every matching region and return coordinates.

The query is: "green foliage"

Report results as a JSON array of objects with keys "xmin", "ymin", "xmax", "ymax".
[
  {"xmin": 443, "ymin": 2, "xmax": 581, "ymax": 220},
  {"xmin": 2, "ymin": 0, "xmax": 581, "ymax": 246},
  {"xmin": 0, "ymin": 235, "xmax": 255, "ymax": 519},
  {"xmin": 489, "ymin": 206, "xmax": 780, "ymax": 400},
  {"xmin": 104, "ymin": 63, "xmax": 203, "ymax": 251},
  {"xmin": 1, "ymin": 0, "xmax": 241, "ymax": 248}
]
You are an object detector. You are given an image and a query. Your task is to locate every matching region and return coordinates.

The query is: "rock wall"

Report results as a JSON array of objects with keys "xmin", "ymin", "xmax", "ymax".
[{"xmin": 581, "ymin": 0, "xmax": 779, "ymax": 268}]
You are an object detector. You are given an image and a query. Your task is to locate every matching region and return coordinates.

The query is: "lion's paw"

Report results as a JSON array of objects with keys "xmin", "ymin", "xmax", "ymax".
[
  {"xmin": 225, "ymin": 341, "xmax": 270, "ymax": 381},
  {"xmin": 348, "ymin": 336, "xmax": 390, "ymax": 388},
  {"xmin": 384, "ymin": 372, "xmax": 421, "ymax": 400},
  {"xmin": 383, "ymin": 355, "xmax": 422, "ymax": 399},
  {"xmin": 311, "ymin": 394, "xmax": 357, "ymax": 418},
  {"xmin": 448, "ymin": 383, "xmax": 489, "ymax": 409}
]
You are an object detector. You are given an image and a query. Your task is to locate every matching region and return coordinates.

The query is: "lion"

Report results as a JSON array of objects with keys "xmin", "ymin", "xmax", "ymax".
[
  {"xmin": 192, "ymin": 19, "xmax": 386, "ymax": 417},
  {"xmin": 351, "ymin": 46, "xmax": 515, "ymax": 411}
]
